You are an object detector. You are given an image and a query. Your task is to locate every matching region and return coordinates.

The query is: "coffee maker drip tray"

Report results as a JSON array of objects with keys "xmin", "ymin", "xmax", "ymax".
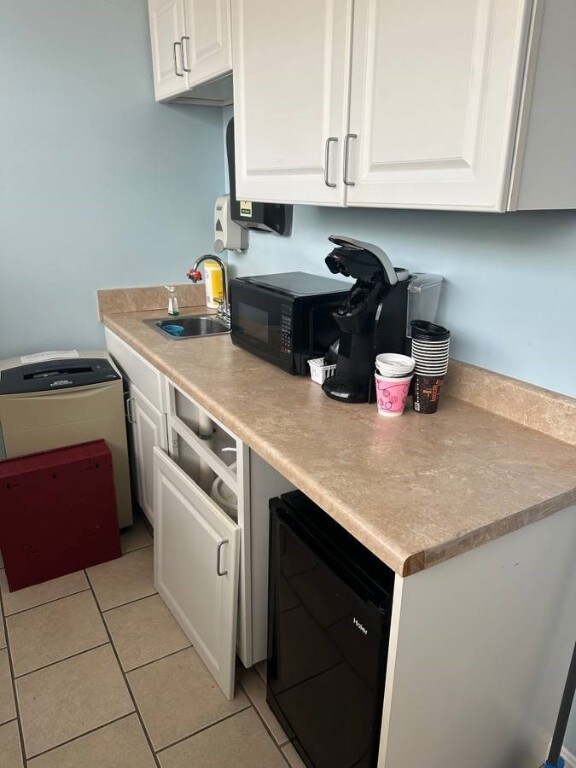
[{"xmin": 322, "ymin": 374, "xmax": 368, "ymax": 403}]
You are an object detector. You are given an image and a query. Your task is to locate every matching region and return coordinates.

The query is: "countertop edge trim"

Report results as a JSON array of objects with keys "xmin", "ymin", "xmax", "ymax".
[{"xmin": 422, "ymin": 489, "xmax": 576, "ymax": 571}]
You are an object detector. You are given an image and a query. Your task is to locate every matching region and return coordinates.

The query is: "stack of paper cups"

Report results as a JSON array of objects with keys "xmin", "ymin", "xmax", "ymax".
[{"xmin": 410, "ymin": 321, "xmax": 450, "ymax": 413}]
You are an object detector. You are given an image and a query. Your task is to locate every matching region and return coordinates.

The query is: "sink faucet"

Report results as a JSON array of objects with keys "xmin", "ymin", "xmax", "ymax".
[{"xmin": 187, "ymin": 255, "xmax": 230, "ymax": 328}]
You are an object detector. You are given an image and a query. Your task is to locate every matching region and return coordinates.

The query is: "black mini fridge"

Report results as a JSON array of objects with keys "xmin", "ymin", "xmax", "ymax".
[{"xmin": 267, "ymin": 491, "xmax": 395, "ymax": 768}]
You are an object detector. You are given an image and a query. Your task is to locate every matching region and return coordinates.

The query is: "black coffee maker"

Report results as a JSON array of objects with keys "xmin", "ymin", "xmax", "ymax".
[{"xmin": 322, "ymin": 236, "xmax": 410, "ymax": 403}]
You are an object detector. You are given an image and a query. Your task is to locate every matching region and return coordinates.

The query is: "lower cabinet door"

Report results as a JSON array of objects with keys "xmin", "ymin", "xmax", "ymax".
[
  {"xmin": 153, "ymin": 446, "xmax": 240, "ymax": 700},
  {"xmin": 131, "ymin": 385, "xmax": 168, "ymax": 526}
]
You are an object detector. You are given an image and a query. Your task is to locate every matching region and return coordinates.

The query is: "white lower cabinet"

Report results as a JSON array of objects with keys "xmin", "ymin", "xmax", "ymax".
[
  {"xmin": 153, "ymin": 446, "xmax": 240, "ymax": 699},
  {"xmin": 105, "ymin": 333, "xmax": 295, "ymax": 693},
  {"xmin": 129, "ymin": 384, "xmax": 168, "ymax": 527},
  {"xmin": 105, "ymin": 329, "xmax": 168, "ymax": 527},
  {"xmin": 154, "ymin": 378, "xmax": 294, "ymax": 698}
]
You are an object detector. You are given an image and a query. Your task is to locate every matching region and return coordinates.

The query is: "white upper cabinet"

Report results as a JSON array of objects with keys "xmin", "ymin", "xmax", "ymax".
[
  {"xmin": 148, "ymin": 0, "xmax": 187, "ymax": 101},
  {"xmin": 232, "ymin": 0, "xmax": 353, "ymax": 205},
  {"xmin": 182, "ymin": 0, "xmax": 232, "ymax": 88},
  {"xmin": 148, "ymin": 0, "xmax": 232, "ymax": 104},
  {"xmin": 347, "ymin": 0, "xmax": 530, "ymax": 210},
  {"xmin": 232, "ymin": 0, "xmax": 576, "ymax": 211}
]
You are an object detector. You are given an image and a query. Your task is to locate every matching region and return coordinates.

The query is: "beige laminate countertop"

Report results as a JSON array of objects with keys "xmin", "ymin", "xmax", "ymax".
[{"xmin": 102, "ymin": 307, "xmax": 576, "ymax": 577}]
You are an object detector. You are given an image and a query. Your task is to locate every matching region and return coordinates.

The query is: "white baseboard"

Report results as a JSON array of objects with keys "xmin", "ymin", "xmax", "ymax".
[{"xmin": 561, "ymin": 746, "xmax": 576, "ymax": 768}]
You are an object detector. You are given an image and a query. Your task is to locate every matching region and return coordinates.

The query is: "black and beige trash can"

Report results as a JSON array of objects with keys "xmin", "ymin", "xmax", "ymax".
[{"xmin": 0, "ymin": 353, "xmax": 133, "ymax": 528}]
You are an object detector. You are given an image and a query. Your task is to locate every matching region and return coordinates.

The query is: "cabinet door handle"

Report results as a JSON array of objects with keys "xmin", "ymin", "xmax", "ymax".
[
  {"xmin": 173, "ymin": 41, "xmax": 184, "ymax": 77},
  {"xmin": 126, "ymin": 396, "xmax": 136, "ymax": 424},
  {"xmin": 180, "ymin": 36, "xmax": 191, "ymax": 72},
  {"xmin": 216, "ymin": 539, "xmax": 229, "ymax": 576},
  {"xmin": 324, "ymin": 137, "xmax": 338, "ymax": 188},
  {"xmin": 343, "ymin": 133, "xmax": 357, "ymax": 186}
]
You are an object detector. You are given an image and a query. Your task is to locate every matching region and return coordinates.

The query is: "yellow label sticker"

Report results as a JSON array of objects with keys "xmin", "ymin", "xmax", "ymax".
[{"xmin": 240, "ymin": 200, "xmax": 252, "ymax": 217}]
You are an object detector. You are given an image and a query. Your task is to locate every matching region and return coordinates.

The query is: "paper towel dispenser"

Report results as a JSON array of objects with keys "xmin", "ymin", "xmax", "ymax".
[{"xmin": 226, "ymin": 118, "xmax": 293, "ymax": 236}]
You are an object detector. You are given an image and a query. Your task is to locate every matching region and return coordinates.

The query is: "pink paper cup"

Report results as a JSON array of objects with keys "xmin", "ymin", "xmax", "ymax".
[{"xmin": 374, "ymin": 373, "xmax": 413, "ymax": 417}]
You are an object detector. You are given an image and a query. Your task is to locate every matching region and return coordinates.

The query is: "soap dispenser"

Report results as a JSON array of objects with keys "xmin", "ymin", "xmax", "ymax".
[{"xmin": 165, "ymin": 286, "xmax": 179, "ymax": 317}]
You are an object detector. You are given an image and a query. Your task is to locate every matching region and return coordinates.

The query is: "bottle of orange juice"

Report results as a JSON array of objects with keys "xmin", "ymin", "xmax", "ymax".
[{"xmin": 203, "ymin": 261, "xmax": 224, "ymax": 309}]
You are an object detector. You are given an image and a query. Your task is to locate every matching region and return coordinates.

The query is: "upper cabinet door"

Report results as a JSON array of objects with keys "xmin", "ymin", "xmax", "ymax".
[
  {"xmin": 232, "ymin": 0, "xmax": 354, "ymax": 206},
  {"xmin": 148, "ymin": 0, "xmax": 187, "ymax": 101},
  {"xmin": 148, "ymin": 0, "xmax": 232, "ymax": 102},
  {"xmin": 182, "ymin": 0, "xmax": 232, "ymax": 88},
  {"xmin": 346, "ymin": 0, "xmax": 532, "ymax": 211}
]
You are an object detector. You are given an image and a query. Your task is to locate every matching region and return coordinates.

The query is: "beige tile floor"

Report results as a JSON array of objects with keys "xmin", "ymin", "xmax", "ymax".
[{"xmin": 0, "ymin": 515, "xmax": 306, "ymax": 768}]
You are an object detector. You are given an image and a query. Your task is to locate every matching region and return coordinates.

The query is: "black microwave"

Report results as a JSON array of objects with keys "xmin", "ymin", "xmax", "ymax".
[{"xmin": 230, "ymin": 272, "xmax": 350, "ymax": 375}]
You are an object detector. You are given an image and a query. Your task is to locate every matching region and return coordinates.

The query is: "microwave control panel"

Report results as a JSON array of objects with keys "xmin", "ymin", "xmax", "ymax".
[{"xmin": 280, "ymin": 304, "xmax": 292, "ymax": 354}]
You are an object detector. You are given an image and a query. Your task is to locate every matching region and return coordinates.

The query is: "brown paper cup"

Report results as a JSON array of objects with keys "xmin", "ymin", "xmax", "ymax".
[{"xmin": 412, "ymin": 374, "xmax": 445, "ymax": 414}]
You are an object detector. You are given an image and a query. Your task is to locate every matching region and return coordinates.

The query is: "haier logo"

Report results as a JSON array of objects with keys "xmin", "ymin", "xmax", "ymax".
[
  {"xmin": 50, "ymin": 379, "xmax": 73, "ymax": 387},
  {"xmin": 353, "ymin": 618, "xmax": 368, "ymax": 635}
]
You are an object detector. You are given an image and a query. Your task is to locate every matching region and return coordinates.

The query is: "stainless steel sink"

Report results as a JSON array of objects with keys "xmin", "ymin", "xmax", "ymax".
[{"xmin": 144, "ymin": 316, "xmax": 230, "ymax": 340}]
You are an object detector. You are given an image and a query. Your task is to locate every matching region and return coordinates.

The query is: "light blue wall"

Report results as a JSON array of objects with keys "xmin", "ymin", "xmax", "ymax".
[{"xmin": 0, "ymin": 0, "xmax": 225, "ymax": 360}]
